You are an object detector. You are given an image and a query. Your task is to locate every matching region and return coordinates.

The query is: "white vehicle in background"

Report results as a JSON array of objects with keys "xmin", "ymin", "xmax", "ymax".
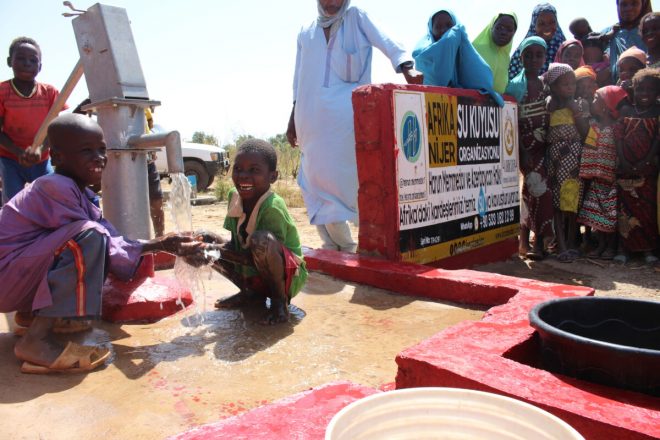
[{"xmin": 152, "ymin": 125, "xmax": 230, "ymax": 191}]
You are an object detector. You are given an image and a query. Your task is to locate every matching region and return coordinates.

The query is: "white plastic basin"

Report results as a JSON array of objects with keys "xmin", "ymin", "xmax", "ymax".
[{"xmin": 325, "ymin": 387, "xmax": 584, "ymax": 440}]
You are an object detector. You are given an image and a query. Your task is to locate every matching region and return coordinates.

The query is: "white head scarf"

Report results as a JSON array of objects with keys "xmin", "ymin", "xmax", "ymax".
[{"xmin": 317, "ymin": 0, "xmax": 351, "ymax": 37}]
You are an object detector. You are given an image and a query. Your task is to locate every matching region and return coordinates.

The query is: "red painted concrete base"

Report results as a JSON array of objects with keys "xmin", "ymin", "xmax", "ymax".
[
  {"xmin": 157, "ymin": 249, "xmax": 657, "ymax": 439},
  {"xmin": 305, "ymin": 248, "xmax": 548, "ymax": 306},
  {"xmin": 168, "ymin": 381, "xmax": 379, "ymax": 440},
  {"xmin": 102, "ymin": 255, "xmax": 193, "ymax": 323},
  {"xmin": 154, "ymin": 251, "xmax": 177, "ymax": 270},
  {"xmin": 305, "ymin": 248, "xmax": 660, "ymax": 439},
  {"xmin": 396, "ymin": 291, "xmax": 660, "ymax": 439}
]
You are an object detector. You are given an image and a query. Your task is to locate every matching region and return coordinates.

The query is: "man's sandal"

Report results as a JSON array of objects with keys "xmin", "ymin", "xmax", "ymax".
[{"xmin": 19, "ymin": 342, "xmax": 110, "ymax": 374}]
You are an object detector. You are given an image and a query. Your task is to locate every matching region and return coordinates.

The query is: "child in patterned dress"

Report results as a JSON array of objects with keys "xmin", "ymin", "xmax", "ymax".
[
  {"xmin": 613, "ymin": 68, "xmax": 659, "ymax": 264},
  {"xmin": 545, "ymin": 63, "xmax": 591, "ymax": 262},
  {"xmin": 578, "ymin": 86, "xmax": 630, "ymax": 259}
]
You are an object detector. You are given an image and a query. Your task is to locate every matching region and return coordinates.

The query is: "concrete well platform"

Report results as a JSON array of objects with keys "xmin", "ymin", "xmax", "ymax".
[
  {"xmin": 395, "ymin": 292, "xmax": 660, "ymax": 440},
  {"xmin": 305, "ymin": 249, "xmax": 660, "ymax": 439}
]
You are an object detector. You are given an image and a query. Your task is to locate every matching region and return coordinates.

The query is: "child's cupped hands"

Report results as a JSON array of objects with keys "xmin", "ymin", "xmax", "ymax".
[{"xmin": 152, "ymin": 232, "xmax": 204, "ymax": 256}]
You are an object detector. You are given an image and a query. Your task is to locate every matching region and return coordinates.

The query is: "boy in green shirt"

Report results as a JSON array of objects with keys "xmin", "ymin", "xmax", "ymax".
[{"xmin": 192, "ymin": 139, "xmax": 307, "ymax": 324}]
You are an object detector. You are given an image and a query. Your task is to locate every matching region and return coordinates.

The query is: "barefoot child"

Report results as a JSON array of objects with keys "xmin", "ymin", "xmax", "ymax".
[
  {"xmin": 578, "ymin": 86, "xmax": 630, "ymax": 259},
  {"xmin": 191, "ymin": 139, "xmax": 307, "ymax": 325},
  {"xmin": 505, "ymin": 36, "xmax": 554, "ymax": 259},
  {"xmin": 546, "ymin": 63, "xmax": 590, "ymax": 262},
  {"xmin": 0, "ymin": 114, "xmax": 199, "ymax": 374},
  {"xmin": 614, "ymin": 68, "xmax": 660, "ymax": 264},
  {"xmin": 0, "ymin": 37, "xmax": 66, "ymax": 203}
]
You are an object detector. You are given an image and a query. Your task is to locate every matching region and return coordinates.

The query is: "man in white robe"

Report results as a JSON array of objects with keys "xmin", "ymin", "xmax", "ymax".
[{"xmin": 286, "ymin": 0, "xmax": 422, "ymax": 252}]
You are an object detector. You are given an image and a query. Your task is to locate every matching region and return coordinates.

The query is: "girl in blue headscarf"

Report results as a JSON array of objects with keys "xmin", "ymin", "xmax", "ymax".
[
  {"xmin": 509, "ymin": 3, "xmax": 567, "ymax": 80},
  {"xmin": 413, "ymin": 9, "xmax": 504, "ymax": 106}
]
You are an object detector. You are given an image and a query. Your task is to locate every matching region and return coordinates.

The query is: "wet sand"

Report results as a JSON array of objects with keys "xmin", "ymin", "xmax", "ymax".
[{"xmin": 0, "ymin": 269, "xmax": 484, "ymax": 439}]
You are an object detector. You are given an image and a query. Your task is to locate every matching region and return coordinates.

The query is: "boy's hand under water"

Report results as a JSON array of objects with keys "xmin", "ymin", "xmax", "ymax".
[
  {"xmin": 182, "ymin": 242, "xmax": 229, "ymax": 267},
  {"xmin": 193, "ymin": 229, "xmax": 225, "ymax": 244},
  {"xmin": 143, "ymin": 233, "xmax": 203, "ymax": 256}
]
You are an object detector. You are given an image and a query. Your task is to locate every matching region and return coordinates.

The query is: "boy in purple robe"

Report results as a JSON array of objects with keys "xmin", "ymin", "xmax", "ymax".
[{"xmin": 0, "ymin": 113, "xmax": 199, "ymax": 374}]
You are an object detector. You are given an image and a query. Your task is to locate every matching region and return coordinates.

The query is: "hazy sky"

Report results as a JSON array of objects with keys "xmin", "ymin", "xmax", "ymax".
[{"xmin": 1, "ymin": 1, "xmax": 620, "ymax": 144}]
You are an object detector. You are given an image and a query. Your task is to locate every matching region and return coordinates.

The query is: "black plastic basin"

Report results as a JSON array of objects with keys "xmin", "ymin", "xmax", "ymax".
[{"xmin": 529, "ymin": 297, "xmax": 660, "ymax": 396}]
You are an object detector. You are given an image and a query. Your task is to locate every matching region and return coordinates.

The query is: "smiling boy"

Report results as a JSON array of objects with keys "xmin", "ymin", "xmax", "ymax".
[
  {"xmin": 191, "ymin": 139, "xmax": 307, "ymax": 325},
  {"xmin": 0, "ymin": 114, "xmax": 198, "ymax": 374}
]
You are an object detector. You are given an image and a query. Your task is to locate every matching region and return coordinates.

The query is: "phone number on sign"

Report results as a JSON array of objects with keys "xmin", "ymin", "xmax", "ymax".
[{"xmin": 481, "ymin": 208, "xmax": 515, "ymax": 229}]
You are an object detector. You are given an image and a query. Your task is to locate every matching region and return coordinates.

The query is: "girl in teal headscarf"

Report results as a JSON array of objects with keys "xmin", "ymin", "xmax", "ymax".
[
  {"xmin": 413, "ymin": 9, "xmax": 504, "ymax": 106},
  {"xmin": 505, "ymin": 37, "xmax": 548, "ymax": 103},
  {"xmin": 473, "ymin": 12, "xmax": 518, "ymax": 94}
]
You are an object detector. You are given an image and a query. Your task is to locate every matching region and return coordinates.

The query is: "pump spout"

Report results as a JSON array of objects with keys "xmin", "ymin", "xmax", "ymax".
[{"xmin": 127, "ymin": 130, "xmax": 184, "ymax": 173}]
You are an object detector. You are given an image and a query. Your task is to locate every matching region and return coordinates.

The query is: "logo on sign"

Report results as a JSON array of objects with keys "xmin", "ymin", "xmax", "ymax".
[
  {"xmin": 478, "ymin": 186, "xmax": 487, "ymax": 218},
  {"xmin": 401, "ymin": 111, "xmax": 421, "ymax": 163},
  {"xmin": 504, "ymin": 114, "xmax": 515, "ymax": 156}
]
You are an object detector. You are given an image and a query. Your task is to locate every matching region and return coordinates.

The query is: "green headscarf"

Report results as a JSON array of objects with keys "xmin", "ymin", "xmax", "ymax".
[
  {"xmin": 472, "ymin": 12, "xmax": 518, "ymax": 94},
  {"xmin": 504, "ymin": 36, "xmax": 547, "ymax": 103}
]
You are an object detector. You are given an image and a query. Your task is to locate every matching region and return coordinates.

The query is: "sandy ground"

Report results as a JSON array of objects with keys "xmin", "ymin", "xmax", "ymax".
[{"xmin": 0, "ymin": 195, "xmax": 657, "ymax": 439}]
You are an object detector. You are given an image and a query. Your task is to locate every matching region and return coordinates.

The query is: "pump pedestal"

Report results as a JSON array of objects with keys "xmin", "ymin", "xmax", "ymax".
[
  {"xmin": 102, "ymin": 255, "xmax": 193, "ymax": 323},
  {"xmin": 72, "ymin": 4, "xmax": 194, "ymax": 322}
]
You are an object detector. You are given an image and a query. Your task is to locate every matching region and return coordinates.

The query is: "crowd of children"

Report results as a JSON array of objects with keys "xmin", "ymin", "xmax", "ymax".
[
  {"xmin": 508, "ymin": 5, "xmax": 659, "ymax": 265},
  {"xmin": 397, "ymin": 2, "xmax": 659, "ymax": 264}
]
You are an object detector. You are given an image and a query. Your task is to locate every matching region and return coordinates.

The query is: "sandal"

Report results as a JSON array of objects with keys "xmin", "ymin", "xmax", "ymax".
[{"xmin": 20, "ymin": 342, "xmax": 110, "ymax": 374}]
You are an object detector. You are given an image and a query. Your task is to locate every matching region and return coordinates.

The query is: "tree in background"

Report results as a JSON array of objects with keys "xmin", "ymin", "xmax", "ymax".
[
  {"xmin": 191, "ymin": 131, "xmax": 219, "ymax": 146},
  {"xmin": 268, "ymin": 133, "xmax": 300, "ymax": 179},
  {"xmin": 220, "ymin": 133, "xmax": 300, "ymax": 178},
  {"xmin": 222, "ymin": 134, "xmax": 254, "ymax": 161},
  {"xmin": 195, "ymin": 131, "xmax": 300, "ymax": 178}
]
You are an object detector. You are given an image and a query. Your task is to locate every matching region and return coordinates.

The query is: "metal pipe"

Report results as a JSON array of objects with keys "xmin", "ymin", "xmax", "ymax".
[
  {"xmin": 101, "ymin": 150, "xmax": 150, "ymax": 240},
  {"xmin": 127, "ymin": 131, "xmax": 184, "ymax": 173}
]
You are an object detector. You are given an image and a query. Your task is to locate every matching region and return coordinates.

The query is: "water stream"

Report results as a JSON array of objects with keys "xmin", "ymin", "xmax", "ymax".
[{"xmin": 168, "ymin": 173, "xmax": 209, "ymax": 327}]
